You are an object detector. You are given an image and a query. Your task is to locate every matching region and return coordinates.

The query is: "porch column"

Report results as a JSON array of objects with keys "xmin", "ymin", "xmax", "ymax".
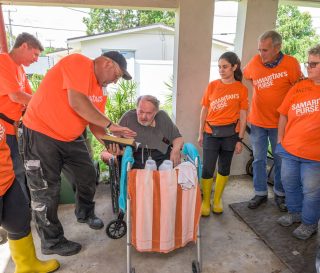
[
  {"xmin": 0, "ymin": 4, "xmax": 8, "ymax": 53},
  {"xmin": 173, "ymin": 0, "xmax": 215, "ymax": 144}
]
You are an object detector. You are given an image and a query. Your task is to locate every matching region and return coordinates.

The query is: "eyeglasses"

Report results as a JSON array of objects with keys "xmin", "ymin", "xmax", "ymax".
[{"xmin": 304, "ymin": 62, "xmax": 320, "ymax": 69}]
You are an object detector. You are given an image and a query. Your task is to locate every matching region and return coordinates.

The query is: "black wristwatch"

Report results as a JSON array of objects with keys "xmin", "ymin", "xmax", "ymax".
[{"xmin": 105, "ymin": 121, "xmax": 113, "ymax": 131}]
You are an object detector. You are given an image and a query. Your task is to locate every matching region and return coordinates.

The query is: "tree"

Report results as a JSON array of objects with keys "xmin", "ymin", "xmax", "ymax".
[
  {"xmin": 83, "ymin": 9, "xmax": 175, "ymax": 34},
  {"xmin": 276, "ymin": 5, "xmax": 320, "ymax": 62}
]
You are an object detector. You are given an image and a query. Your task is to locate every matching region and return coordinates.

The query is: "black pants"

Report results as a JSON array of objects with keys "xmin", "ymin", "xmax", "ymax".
[
  {"xmin": 6, "ymin": 134, "xmax": 30, "ymax": 203},
  {"xmin": 0, "ymin": 179, "xmax": 31, "ymax": 240},
  {"xmin": 23, "ymin": 126, "xmax": 97, "ymax": 249},
  {"xmin": 202, "ymin": 133, "xmax": 237, "ymax": 178}
]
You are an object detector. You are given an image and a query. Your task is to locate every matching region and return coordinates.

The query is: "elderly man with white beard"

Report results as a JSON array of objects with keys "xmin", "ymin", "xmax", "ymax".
[{"xmin": 101, "ymin": 95, "xmax": 184, "ymax": 169}]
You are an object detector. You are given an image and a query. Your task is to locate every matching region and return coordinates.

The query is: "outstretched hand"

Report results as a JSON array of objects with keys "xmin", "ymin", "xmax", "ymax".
[{"xmin": 109, "ymin": 124, "xmax": 137, "ymax": 138}]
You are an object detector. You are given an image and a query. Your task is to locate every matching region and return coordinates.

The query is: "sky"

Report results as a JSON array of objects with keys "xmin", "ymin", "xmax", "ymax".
[{"xmin": 1, "ymin": 2, "xmax": 320, "ymax": 49}]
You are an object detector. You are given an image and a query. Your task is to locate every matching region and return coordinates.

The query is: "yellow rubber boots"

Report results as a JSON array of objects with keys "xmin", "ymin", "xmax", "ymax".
[
  {"xmin": 8, "ymin": 232, "xmax": 60, "ymax": 273},
  {"xmin": 212, "ymin": 173, "xmax": 228, "ymax": 214},
  {"xmin": 201, "ymin": 178, "xmax": 214, "ymax": 216}
]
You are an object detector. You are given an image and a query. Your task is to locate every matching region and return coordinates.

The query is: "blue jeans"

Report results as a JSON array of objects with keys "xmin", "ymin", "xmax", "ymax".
[
  {"xmin": 276, "ymin": 144, "xmax": 320, "ymax": 225},
  {"xmin": 250, "ymin": 125, "xmax": 284, "ymax": 196}
]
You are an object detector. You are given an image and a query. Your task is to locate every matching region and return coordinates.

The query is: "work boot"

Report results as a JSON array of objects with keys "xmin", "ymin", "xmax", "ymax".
[
  {"xmin": 277, "ymin": 212, "xmax": 301, "ymax": 227},
  {"xmin": 292, "ymin": 223, "xmax": 318, "ymax": 240},
  {"xmin": 248, "ymin": 195, "xmax": 267, "ymax": 209},
  {"xmin": 200, "ymin": 178, "xmax": 214, "ymax": 217},
  {"xmin": 42, "ymin": 238, "xmax": 82, "ymax": 256},
  {"xmin": 274, "ymin": 194, "xmax": 287, "ymax": 212},
  {"xmin": 77, "ymin": 215, "xmax": 104, "ymax": 230},
  {"xmin": 212, "ymin": 173, "xmax": 228, "ymax": 214},
  {"xmin": 9, "ymin": 232, "xmax": 60, "ymax": 273}
]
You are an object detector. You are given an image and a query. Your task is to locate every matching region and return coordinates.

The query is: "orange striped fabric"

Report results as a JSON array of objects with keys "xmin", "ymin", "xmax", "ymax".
[{"xmin": 128, "ymin": 169, "xmax": 201, "ymax": 253}]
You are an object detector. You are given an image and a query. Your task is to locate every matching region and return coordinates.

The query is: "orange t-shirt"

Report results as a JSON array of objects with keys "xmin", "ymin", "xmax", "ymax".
[
  {"xmin": 201, "ymin": 80, "xmax": 249, "ymax": 134},
  {"xmin": 278, "ymin": 79, "xmax": 320, "ymax": 161},
  {"xmin": 0, "ymin": 53, "xmax": 33, "ymax": 135},
  {"xmin": 0, "ymin": 120, "xmax": 15, "ymax": 196},
  {"xmin": 23, "ymin": 54, "xmax": 107, "ymax": 141},
  {"xmin": 244, "ymin": 54, "xmax": 302, "ymax": 128}
]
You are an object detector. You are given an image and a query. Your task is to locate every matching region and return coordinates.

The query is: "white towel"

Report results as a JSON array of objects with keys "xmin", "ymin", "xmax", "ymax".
[{"xmin": 174, "ymin": 161, "xmax": 198, "ymax": 190}]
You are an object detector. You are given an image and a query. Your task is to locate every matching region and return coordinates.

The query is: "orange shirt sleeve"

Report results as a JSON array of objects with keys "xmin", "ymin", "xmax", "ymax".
[
  {"xmin": 201, "ymin": 81, "xmax": 215, "ymax": 107},
  {"xmin": 240, "ymin": 85, "xmax": 249, "ymax": 110},
  {"xmin": 0, "ymin": 54, "xmax": 21, "ymax": 95},
  {"xmin": 277, "ymin": 86, "xmax": 294, "ymax": 116}
]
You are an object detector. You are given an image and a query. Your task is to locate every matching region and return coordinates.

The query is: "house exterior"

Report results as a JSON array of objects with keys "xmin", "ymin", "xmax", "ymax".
[{"xmin": 66, "ymin": 24, "xmax": 234, "ymax": 101}]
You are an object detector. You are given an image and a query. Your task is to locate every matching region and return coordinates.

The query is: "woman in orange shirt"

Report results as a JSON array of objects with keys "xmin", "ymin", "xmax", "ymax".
[
  {"xmin": 276, "ymin": 44, "xmax": 320, "ymax": 240},
  {"xmin": 198, "ymin": 52, "xmax": 248, "ymax": 216}
]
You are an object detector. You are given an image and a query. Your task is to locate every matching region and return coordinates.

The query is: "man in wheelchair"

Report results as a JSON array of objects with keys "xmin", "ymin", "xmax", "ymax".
[{"xmin": 101, "ymin": 95, "xmax": 184, "ymax": 169}]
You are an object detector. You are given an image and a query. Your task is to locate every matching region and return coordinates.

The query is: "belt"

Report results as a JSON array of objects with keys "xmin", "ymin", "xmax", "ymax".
[{"xmin": 0, "ymin": 113, "xmax": 16, "ymax": 125}]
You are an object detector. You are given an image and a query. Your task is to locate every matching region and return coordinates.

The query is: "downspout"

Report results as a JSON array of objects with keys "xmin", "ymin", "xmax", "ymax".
[{"xmin": 0, "ymin": 4, "xmax": 8, "ymax": 53}]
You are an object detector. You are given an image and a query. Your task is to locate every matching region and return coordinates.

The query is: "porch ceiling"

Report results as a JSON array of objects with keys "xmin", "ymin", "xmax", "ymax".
[{"xmin": 0, "ymin": 0, "xmax": 178, "ymax": 9}]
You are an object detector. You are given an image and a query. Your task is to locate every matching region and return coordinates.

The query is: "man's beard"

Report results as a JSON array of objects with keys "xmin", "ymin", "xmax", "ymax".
[{"xmin": 138, "ymin": 120, "xmax": 153, "ymax": 127}]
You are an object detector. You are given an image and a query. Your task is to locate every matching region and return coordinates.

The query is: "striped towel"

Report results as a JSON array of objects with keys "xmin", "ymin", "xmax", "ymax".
[{"xmin": 128, "ymin": 169, "xmax": 201, "ymax": 253}]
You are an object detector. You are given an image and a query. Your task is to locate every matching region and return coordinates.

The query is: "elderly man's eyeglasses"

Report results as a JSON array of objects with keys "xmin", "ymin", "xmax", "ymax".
[{"xmin": 304, "ymin": 62, "xmax": 320, "ymax": 69}]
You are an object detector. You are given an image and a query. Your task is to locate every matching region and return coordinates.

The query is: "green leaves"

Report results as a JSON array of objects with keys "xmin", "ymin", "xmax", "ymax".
[
  {"xmin": 276, "ymin": 5, "xmax": 320, "ymax": 62},
  {"xmin": 105, "ymin": 79, "xmax": 137, "ymax": 123},
  {"xmin": 83, "ymin": 9, "xmax": 175, "ymax": 34}
]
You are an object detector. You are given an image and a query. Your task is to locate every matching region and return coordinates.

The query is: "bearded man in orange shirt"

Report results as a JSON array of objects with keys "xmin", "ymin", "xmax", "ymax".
[
  {"xmin": 243, "ymin": 30, "xmax": 302, "ymax": 211},
  {"xmin": 22, "ymin": 51, "xmax": 136, "ymax": 257}
]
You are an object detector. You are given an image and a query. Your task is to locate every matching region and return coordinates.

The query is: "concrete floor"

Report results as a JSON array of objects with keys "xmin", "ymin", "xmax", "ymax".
[{"xmin": 1, "ymin": 175, "xmax": 292, "ymax": 273}]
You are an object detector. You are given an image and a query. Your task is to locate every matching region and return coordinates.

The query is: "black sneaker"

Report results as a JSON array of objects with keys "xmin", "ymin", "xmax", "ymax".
[
  {"xmin": 42, "ymin": 239, "xmax": 82, "ymax": 256},
  {"xmin": 248, "ymin": 195, "xmax": 268, "ymax": 209},
  {"xmin": 77, "ymin": 215, "xmax": 104, "ymax": 230},
  {"xmin": 274, "ymin": 194, "xmax": 288, "ymax": 212}
]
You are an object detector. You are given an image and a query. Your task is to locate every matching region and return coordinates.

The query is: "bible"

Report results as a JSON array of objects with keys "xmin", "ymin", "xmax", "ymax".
[{"xmin": 101, "ymin": 134, "xmax": 136, "ymax": 148}]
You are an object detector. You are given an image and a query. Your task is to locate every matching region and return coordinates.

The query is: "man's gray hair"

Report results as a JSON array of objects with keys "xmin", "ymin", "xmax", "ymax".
[
  {"xmin": 258, "ymin": 30, "xmax": 282, "ymax": 47},
  {"xmin": 308, "ymin": 44, "xmax": 320, "ymax": 56},
  {"xmin": 137, "ymin": 95, "xmax": 160, "ymax": 111}
]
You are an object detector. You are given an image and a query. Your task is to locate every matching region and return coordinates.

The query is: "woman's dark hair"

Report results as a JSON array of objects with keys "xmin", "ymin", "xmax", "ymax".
[{"xmin": 219, "ymin": 51, "xmax": 243, "ymax": 82}]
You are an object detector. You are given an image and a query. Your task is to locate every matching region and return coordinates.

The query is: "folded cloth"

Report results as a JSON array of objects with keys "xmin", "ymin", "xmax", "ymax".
[{"xmin": 175, "ymin": 161, "xmax": 198, "ymax": 190}]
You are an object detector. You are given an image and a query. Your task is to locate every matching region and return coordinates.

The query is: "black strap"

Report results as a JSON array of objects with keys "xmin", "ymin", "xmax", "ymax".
[{"xmin": 0, "ymin": 113, "xmax": 15, "ymax": 125}]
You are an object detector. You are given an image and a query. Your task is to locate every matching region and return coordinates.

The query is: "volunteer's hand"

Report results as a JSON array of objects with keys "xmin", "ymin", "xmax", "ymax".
[
  {"xmin": 197, "ymin": 134, "xmax": 203, "ymax": 147},
  {"xmin": 109, "ymin": 123, "xmax": 137, "ymax": 138},
  {"xmin": 235, "ymin": 141, "xmax": 243, "ymax": 154}
]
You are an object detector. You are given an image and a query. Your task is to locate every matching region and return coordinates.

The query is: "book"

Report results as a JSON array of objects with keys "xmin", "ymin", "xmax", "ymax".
[{"xmin": 101, "ymin": 134, "xmax": 136, "ymax": 148}]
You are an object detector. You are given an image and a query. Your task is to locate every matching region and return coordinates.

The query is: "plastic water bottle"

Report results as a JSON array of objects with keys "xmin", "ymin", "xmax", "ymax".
[
  {"xmin": 158, "ymin": 160, "xmax": 173, "ymax": 171},
  {"xmin": 145, "ymin": 157, "xmax": 157, "ymax": 171}
]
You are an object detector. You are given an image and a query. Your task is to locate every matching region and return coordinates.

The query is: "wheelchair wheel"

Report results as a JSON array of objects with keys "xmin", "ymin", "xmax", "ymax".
[
  {"xmin": 109, "ymin": 158, "xmax": 120, "ymax": 214},
  {"xmin": 246, "ymin": 157, "xmax": 253, "ymax": 176},
  {"xmin": 106, "ymin": 219, "xmax": 127, "ymax": 239},
  {"xmin": 192, "ymin": 260, "xmax": 201, "ymax": 273}
]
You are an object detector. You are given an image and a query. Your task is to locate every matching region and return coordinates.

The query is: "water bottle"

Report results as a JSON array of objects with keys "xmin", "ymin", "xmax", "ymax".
[
  {"xmin": 145, "ymin": 157, "xmax": 157, "ymax": 171},
  {"xmin": 158, "ymin": 160, "xmax": 173, "ymax": 171}
]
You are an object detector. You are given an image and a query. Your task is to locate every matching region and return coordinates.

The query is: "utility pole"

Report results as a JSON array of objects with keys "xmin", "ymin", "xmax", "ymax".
[{"xmin": 3, "ymin": 8, "xmax": 16, "ymax": 49}]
